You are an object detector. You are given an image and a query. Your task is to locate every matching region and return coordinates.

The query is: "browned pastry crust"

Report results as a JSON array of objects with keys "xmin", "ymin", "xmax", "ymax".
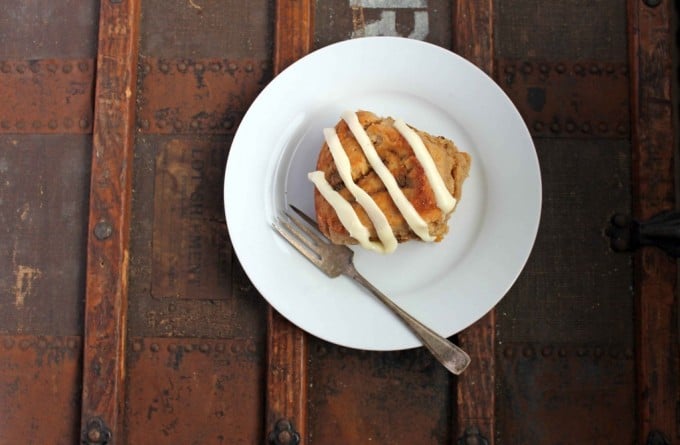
[{"xmin": 314, "ymin": 110, "xmax": 471, "ymax": 246}]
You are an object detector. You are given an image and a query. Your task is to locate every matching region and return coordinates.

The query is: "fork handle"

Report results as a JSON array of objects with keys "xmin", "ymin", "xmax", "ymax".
[{"xmin": 345, "ymin": 264, "xmax": 471, "ymax": 375}]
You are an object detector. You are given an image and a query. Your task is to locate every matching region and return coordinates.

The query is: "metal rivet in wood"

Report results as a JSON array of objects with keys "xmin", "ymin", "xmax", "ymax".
[{"xmin": 94, "ymin": 221, "xmax": 113, "ymax": 240}]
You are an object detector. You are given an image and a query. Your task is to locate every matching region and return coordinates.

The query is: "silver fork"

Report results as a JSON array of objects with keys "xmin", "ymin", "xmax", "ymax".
[{"xmin": 272, "ymin": 206, "xmax": 471, "ymax": 375}]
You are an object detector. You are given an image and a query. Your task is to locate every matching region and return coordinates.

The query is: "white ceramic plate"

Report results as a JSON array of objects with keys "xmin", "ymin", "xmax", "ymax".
[{"xmin": 224, "ymin": 36, "xmax": 541, "ymax": 351}]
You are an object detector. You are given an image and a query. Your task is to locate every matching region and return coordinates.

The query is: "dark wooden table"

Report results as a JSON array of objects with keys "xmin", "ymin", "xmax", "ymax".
[{"xmin": 0, "ymin": 1, "xmax": 677, "ymax": 444}]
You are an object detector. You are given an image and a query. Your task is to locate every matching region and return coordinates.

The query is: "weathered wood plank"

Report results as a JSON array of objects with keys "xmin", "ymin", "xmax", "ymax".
[
  {"xmin": 79, "ymin": 0, "xmax": 140, "ymax": 442},
  {"xmin": 265, "ymin": 0, "xmax": 314, "ymax": 442},
  {"xmin": 628, "ymin": 1, "xmax": 679, "ymax": 443},
  {"xmin": 452, "ymin": 1, "xmax": 495, "ymax": 443}
]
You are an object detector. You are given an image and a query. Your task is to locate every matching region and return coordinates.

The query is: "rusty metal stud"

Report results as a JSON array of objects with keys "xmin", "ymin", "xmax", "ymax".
[
  {"xmin": 215, "ymin": 343, "xmax": 225, "ymax": 353},
  {"xmin": 227, "ymin": 62, "xmax": 238, "ymax": 73},
  {"xmin": 140, "ymin": 119, "xmax": 150, "ymax": 130},
  {"xmin": 150, "ymin": 343, "xmax": 159, "ymax": 352},
  {"xmin": 83, "ymin": 417, "xmax": 112, "ymax": 445},
  {"xmin": 268, "ymin": 419, "xmax": 300, "ymax": 445},
  {"xmin": 539, "ymin": 63, "xmax": 549, "ymax": 74},
  {"xmin": 173, "ymin": 120, "xmax": 183, "ymax": 131},
  {"xmin": 210, "ymin": 62, "xmax": 221, "ymax": 72},
  {"xmin": 222, "ymin": 118, "xmax": 234, "ymax": 130},
  {"xmin": 62, "ymin": 63, "xmax": 72, "ymax": 73},
  {"xmin": 541, "ymin": 346, "xmax": 553, "ymax": 357},
  {"xmin": 132, "ymin": 341, "xmax": 143, "ymax": 352},
  {"xmin": 168, "ymin": 303, "xmax": 176, "ymax": 312},
  {"xmin": 177, "ymin": 62, "xmax": 187, "ymax": 73},
  {"xmin": 4, "ymin": 338, "xmax": 14, "ymax": 349},
  {"xmin": 594, "ymin": 347, "xmax": 604, "ymax": 357},
  {"xmin": 605, "ymin": 64, "xmax": 616, "ymax": 74},
  {"xmin": 63, "ymin": 118, "xmax": 73, "ymax": 128},
  {"xmin": 184, "ymin": 344, "xmax": 193, "ymax": 352},
  {"xmin": 589, "ymin": 64, "xmax": 600, "ymax": 74},
  {"xmin": 159, "ymin": 61, "xmax": 169, "ymax": 73},
  {"xmin": 0, "ymin": 63, "xmax": 10, "ymax": 73},
  {"xmin": 1, "ymin": 120, "xmax": 10, "ymax": 129},
  {"xmin": 576, "ymin": 347, "xmax": 588, "ymax": 357},
  {"xmin": 522, "ymin": 345, "xmax": 535, "ymax": 358},
  {"xmin": 94, "ymin": 221, "xmax": 113, "ymax": 240},
  {"xmin": 15, "ymin": 120, "xmax": 25, "ymax": 130},
  {"xmin": 558, "ymin": 347, "xmax": 567, "ymax": 357},
  {"xmin": 581, "ymin": 122, "xmax": 592, "ymax": 133},
  {"xmin": 573, "ymin": 63, "xmax": 584, "ymax": 75},
  {"xmin": 67, "ymin": 339, "xmax": 77, "ymax": 349},
  {"xmin": 19, "ymin": 339, "xmax": 31, "ymax": 350},
  {"xmin": 167, "ymin": 344, "xmax": 176, "ymax": 352},
  {"xmin": 617, "ymin": 123, "xmax": 627, "ymax": 134},
  {"xmin": 533, "ymin": 121, "xmax": 544, "ymax": 132},
  {"xmin": 48, "ymin": 119, "xmax": 58, "ymax": 129},
  {"xmin": 79, "ymin": 118, "xmax": 89, "ymax": 129},
  {"xmin": 199, "ymin": 344, "xmax": 210, "ymax": 353},
  {"xmin": 643, "ymin": 0, "xmax": 662, "ymax": 7},
  {"xmin": 457, "ymin": 426, "xmax": 490, "ymax": 445},
  {"xmin": 194, "ymin": 62, "xmax": 204, "ymax": 72},
  {"xmin": 78, "ymin": 61, "xmax": 89, "ymax": 72},
  {"xmin": 156, "ymin": 119, "xmax": 166, "ymax": 129},
  {"xmin": 555, "ymin": 63, "xmax": 566, "ymax": 74},
  {"xmin": 520, "ymin": 62, "xmax": 532, "ymax": 74},
  {"xmin": 32, "ymin": 120, "xmax": 41, "ymax": 129},
  {"xmin": 598, "ymin": 122, "xmax": 609, "ymax": 133},
  {"xmin": 231, "ymin": 343, "xmax": 242, "ymax": 354},
  {"xmin": 47, "ymin": 63, "xmax": 58, "ymax": 73},
  {"xmin": 503, "ymin": 64, "xmax": 515, "ymax": 74},
  {"xmin": 503, "ymin": 345, "xmax": 514, "ymax": 358},
  {"xmin": 29, "ymin": 63, "xmax": 40, "ymax": 73},
  {"xmin": 245, "ymin": 63, "xmax": 254, "ymax": 73},
  {"xmin": 565, "ymin": 121, "xmax": 576, "ymax": 132},
  {"xmin": 37, "ymin": 338, "xmax": 47, "ymax": 348},
  {"xmin": 550, "ymin": 122, "xmax": 561, "ymax": 133},
  {"xmin": 190, "ymin": 119, "xmax": 199, "ymax": 129},
  {"xmin": 15, "ymin": 64, "xmax": 25, "ymax": 73}
]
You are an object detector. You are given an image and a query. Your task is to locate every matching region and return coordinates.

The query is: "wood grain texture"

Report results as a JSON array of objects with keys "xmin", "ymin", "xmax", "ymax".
[
  {"xmin": 452, "ymin": 1, "xmax": 495, "ymax": 443},
  {"xmin": 80, "ymin": 0, "xmax": 141, "ymax": 442},
  {"xmin": 266, "ymin": 0, "xmax": 314, "ymax": 441},
  {"xmin": 628, "ymin": 1, "xmax": 679, "ymax": 443}
]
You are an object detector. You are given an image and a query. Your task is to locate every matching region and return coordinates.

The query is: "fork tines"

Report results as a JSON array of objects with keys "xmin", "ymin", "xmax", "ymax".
[{"xmin": 272, "ymin": 208, "xmax": 326, "ymax": 267}]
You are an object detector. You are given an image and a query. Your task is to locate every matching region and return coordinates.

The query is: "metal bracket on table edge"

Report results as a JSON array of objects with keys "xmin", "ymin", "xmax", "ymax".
[
  {"xmin": 82, "ymin": 417, "xmax": 112, "ymax": 445},
  {"xmin": 647, "ymin": 430, "xmax": 670, "ymax": 445},
  {"xmin": 457, "ymin": 426, "xmax": 490, "ymax": 445},
  {"xmin": 606, "ymin": 211, "xmax": 680, "ymax": 258},
  {"xmin": 268, "ymin": 419, "xmax": 300, "ymax": 445}
]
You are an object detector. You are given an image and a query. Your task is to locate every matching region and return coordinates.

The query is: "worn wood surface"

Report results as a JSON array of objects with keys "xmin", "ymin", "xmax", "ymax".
[
  {"xmin": 451, "ymin": 1, "xmax": 496, "ymax": 444},
  {"xmin": 628, "ymin": 0, "xmax": 679, "ymax": 443},
  {"xmin": 80, "ymin": 0, "xmax": 140, "ymax": 442},
  {"xmin": 0, "ymin": 0, "xmax": 676, "ymax": 443},
  {"xmin": 265, "ymin": 1, "xmax": 315, "ymax": 442}
]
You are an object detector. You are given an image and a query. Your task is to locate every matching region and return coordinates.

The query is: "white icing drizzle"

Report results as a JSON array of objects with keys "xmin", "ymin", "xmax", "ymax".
[
  {"xmin": 341, "ymin": 110, "xmax": 435, "ymax": 242},
  {"xmin": 393, "ymin": 119, "xmax": 457, "ymax": 214},
  {"xmin": 323, "ymin": 127, "xmax": 398, "ymax": 253},
  {"xmin": 307, "ymin": 171, "xmax": 385, "ymax": 253}
]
